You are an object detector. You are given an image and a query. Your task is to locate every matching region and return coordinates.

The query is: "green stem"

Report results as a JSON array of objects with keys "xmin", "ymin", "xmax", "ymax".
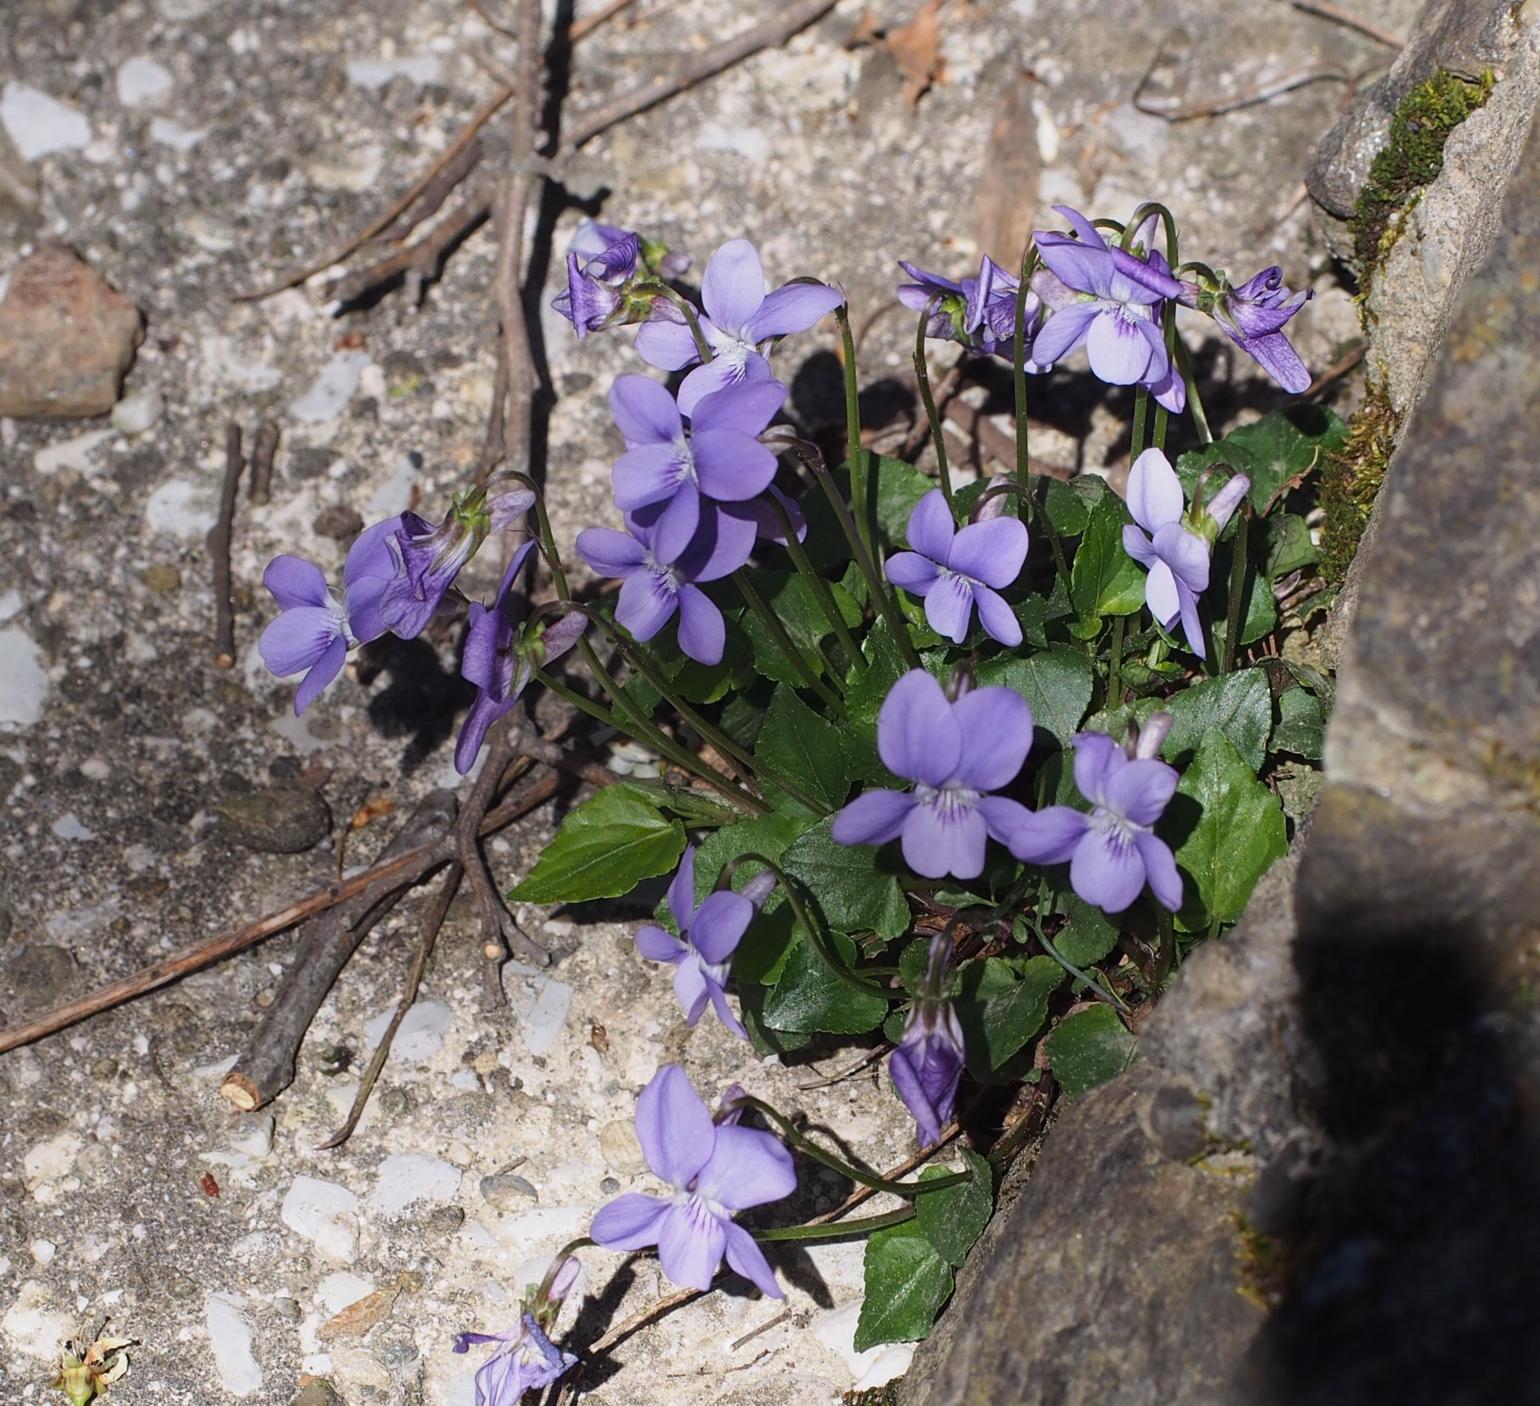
[
  {"xmin": 1108, "ymin": 613, "xmax": 1125, "ymax": 709},
  {"xmin": 1012, "ymin": 245, "xmax": 1039, "ymax": 527},
  {"xmin": 1155, "ymin": 906, "xmax": 1178, "ymax": 984},
  {"xmin": 834, "ymin": 303, "xmax": 870, "ymax": 560},
  {"xmin": 1152, "ymin": 301, "xmax": 1178, "ymax": 450},
  {"xmin": 1032, "ymin": 919, "xmax": 1131, "ymax": 1015},
  {"xmin": 733, "ymin": 571, "xmax": 846, "ymax": 717},
  {"xmin": 648, "ymin": 283, "xmax": 713, "ymax": 363},
  {"xmin": 1174, "ymin": 338, "xmax": 1213, "ymax": 445},
  {"xmin": 753, "ymin": 1207, "xmax": 915, "ymax": 1243},
  {"xmin": 763, "ymin": 493, "xmax": 862, "ymax": 673},
  {"xmin": 1130, "ymin": 389, "xmax": 1150, "ymax": 459},
  {"xmin": 1220, "ymin": 509, "xmax": 1249, "ymax": 676},
  {"xmin": 914, "ymin": 304, "xmax": 952, "ymax": 504}
]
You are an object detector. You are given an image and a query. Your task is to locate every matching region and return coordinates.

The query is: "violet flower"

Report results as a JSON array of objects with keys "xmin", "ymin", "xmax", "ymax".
[
  {"xmin": 454, "ymin": 543, "xmax": 588, "ymax": 775},
  {"xmin": 897, "ymin": 254, "xmax": 1049, "ymax": 365},
  {"xmin": 886, "ymin": 489, "xmax": 1029, "ymax": 646},
  {"xmin": 590, "ymin": 1065, "xmax": 795, "ymax": 1297},
  {"xmin": 635, "ymin": 845, "xmax": 773, "ymax": 1040},
  {"xmin": 891, "ymin": 934, "xmax": 965, "ymax": 1146},
  {"xmin": 1214, "ymin": 266, "xmax": 1313, "ymax": 394},
  {"xmin": 575, "ymin": 509, "xmax": 753, "ymax": 666},
  {"xmin": 1121, "ymin": 447, "xmax": 1249, "ymax": 658},
  {"xmin": 1031, "ymin": 205, "xmax": 1186, "ymax": 412},
  {"xmin": 552, "ymin": 220, "xmax": 691, "ymax": 338},
  {"xmin": 608, "ymin": 373, "xmax": 786, "ymax": 565},
  {"xmin": 1008, "ymin": 725, "xmax": 1182, "ymax": 914},
  {"xmin": 453, "ymin": 1314, "xmax": 575, "ymax": 1406},
  {"xmin": 831, "ymin": 670, "xmax": 1034, "ymax": 881},
  {"xmin": 635, "ymin": 238, "xmax": 843, "ymax": 415}
]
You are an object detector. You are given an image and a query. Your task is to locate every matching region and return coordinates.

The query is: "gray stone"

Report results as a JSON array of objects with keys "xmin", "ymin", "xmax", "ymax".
[
  {"xmin": 479, "ymin": 1171, "xmax": 538, "ymax": 1210},
  {"xmin": 3, "ymin": 943, "xmax": 77, "ymax": 1012},
  {"xmin": 217, "ymin": 784, "xmax": 331, "ymax": 853},
  {"xmin": 313, "ymin": 504, "xmax": 364, "ymax": 540},
  {"xmin": 291, "ymin": 1383, "xmax": 345, "ymax": 1406}
]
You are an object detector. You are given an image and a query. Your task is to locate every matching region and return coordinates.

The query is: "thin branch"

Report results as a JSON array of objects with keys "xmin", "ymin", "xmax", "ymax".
[
  {"xmin": 323, "ymin": 187, "xmax": 492, "ymax": 310},
  {"xmin": 247, "ymin": 422, "xmax": 279, "ymax": 506},
  {"xmin": 208, "ymin": 423, "xmax": 244, "ymax": 668},
  {"xmin": 1288, "ymin": 0, "xmax": 1404, "ymax": 48},
  {"xmin": 1134, "ymin": 61, "xmax": 1356, "ymax": 122},
  {"xmin": 374, "ymin": 136, "xmax": 486, "ymax": 244},
  {"xmin": 569, "ymin": 0, "xmax": 642, "ymax": 42}
]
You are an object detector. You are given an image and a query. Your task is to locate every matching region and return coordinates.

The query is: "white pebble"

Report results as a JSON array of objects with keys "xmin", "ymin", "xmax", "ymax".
[
  {"xmin": 0, "ymin": 82, "xmax": 91, "ymax": 161},
  {"xmin": 366, "ymin": 1154, "xmax": 462, "ymax": 1216},
  {"xmin": 280, "ymin": 1176, "xmax": 360, "ymax": 1263},
  {"xmin": 204, "ymin": 1293, "xmax": 264, "ymax": 1396},
  {"xmin": 29, "ymin": 1240, "xmax": 56, "ymax": 1266},
  {"xmin": 115, "ymin": 57, "xmax": 173, "ymax": 107},
  {"xmin": 111, "ymin": 386, "xmax": 163, "ymax": 435}
]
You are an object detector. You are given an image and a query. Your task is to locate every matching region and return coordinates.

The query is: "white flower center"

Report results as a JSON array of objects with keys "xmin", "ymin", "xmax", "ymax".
[
  {"xmin": 672, "ymin": 432, "xmax": 698, "ymax": 486},
  {"xmin": 671, "ymin": 1188, "xmax": 731, "ymax": 1222},
  {"xmin": 1090, "ymin": 804, "xmax": 1142, "ymax": 853},
  {"xmin": 705, "ymin": 320, "xmax": 754, "ymax": 370},
  {"xmin": 914, "ymin": 780, "xmax": 980, "ymax": 819},
  {"xmin": 645, "ymin": 554, "xmax": 682, "ymax": 596}
]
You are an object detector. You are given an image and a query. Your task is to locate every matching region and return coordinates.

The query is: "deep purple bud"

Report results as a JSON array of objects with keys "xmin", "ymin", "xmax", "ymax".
[{"xmin": 889, "ymin": 1000, "xmax": 965, "ymax": 1147}]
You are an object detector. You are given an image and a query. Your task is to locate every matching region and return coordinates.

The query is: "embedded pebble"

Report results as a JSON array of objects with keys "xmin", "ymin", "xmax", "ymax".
[
  {"xmin": 22, "ymin": 1131, "xmax": 82, "ymax": 1189},
  {"xmin": 143, "ymin": 563, "xmax": 182, "ymax": 593},
  {"xmin": 345, "ymin": 54, "xmax": 442, "ymax": 89},
  {"xmin": 598, "ymin": 1119, "xmax": 647, "ymax": 1176},
  {"xmin": 34, "ymin": 429, "xmax": 113, "ymax": 476},
  {"xmin": 205, "ymin": 1292, "xmax": 264, "ymax": 1397},
  {"xmin": 0, "ymin": 82, "xmax": 91, "ymax": 161},
  {"xmin": 362, "ymin": 1000, "xmax": 450, "ymax": 1064},
  {"xmin": 149, "ymin": 117, "xmax": 206, "ymax": 150},
  {"xmin": 0, "ymin": 628, "xmax": 48, "ymax": 726},
  {"xmin": 29, "ymin": 1239, "xmax": 56, "ymax": 1265},
  {"xmin": 479, "ymin": 1172, "xmax": 539, "ymax": 1211},
  {"xmin": 51, "ymin": 812, "xmax": 94, "ymax": 840},
  {"xmin": 500, "ymin": 962, "xmax": 573, "ymax": 1056},
  {"xmin": 116, "ymin": 57, "xmax": 174, "ymax": 107},
  {"xmin": 288, "ymin": 351, "xmax": 370, "ymax": 422},
  {"xmin": 2, "ymin": 1281, "xmax": 74, "ymax": 1360},
  {"xmin": 228, "ymin": 1113, "xmax": 275, "ymax": 1159},
  {"xmin": 317, "ymin": 1271, "xmax": 375, "ymax": 1314},
  {"xmin": 366, "ymin": 1154, "xmax": 462, "ymax": 1216},
  {"xmin": 280, "ymin": 1176, "xmax": 361, "ymax": 1263},
  {"xmin": 111, "ymin": 385, "xmax": 163, "ymax": 434},
  {"xmin": 145, "ymin": 479, "xmax": 216, "ymax": 538},
  {"xmin": 217, "ymin": 784, "xmax": 331, "ymax": 853}
]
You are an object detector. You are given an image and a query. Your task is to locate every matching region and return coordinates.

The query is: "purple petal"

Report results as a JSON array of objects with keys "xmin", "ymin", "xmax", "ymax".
[
  {"xmin": 890, "ymin": 1044, "xmax": 944, "ymax": 1146},
  {"xmin": 831, "ymin": 788, "xmax": 915, "ymax": 847},
  {"xmin": 293, "ymin": 635, "xmax": 348, "ymax": 715},
  {"xmin": 1072, "ymin": 732, "xmax": 1123, "ymax": 807},
  {"xmin": 1148, "ymin": 354, "xmax": 1187, "ymax": 414},
  {"xmin": 923, "ymin": 574, "xmax": 975, "ymax": 644},
  {"xmin": 878, "ymin": 669, "xmax": 961, "ymax": 787},
  {"xmin": 263, "ymin": 555, "xmax": 329, "ymax": 609},
  {"xmin": 722, "ymin": 1221, "xmax": 784, "ymax": 1298},
  {"xmin": 885, "ymin": 551, "xmax": 940, "ymax": 593},
  {"xmin": 635, "ymin": 1065, "xmax": 714, "ymax": 1188},
  {"xmin": 1106, "ymin": 757, "xmax": 1178, "ymax": 827},
  {"xmin": 906, "ymin": 489, "xmax": 956, "ymax": 562},
  {"xmin": 701, "ymin": 239, "xmax": 766, "ymax": 331},
  {"xmin": 1085, "ymin": 308, "xmax": 1156, "ymax": 386},
  {"xmin": 973, "ymin": 586, "xmax": 1022, "ymax": 646},
  {"xmin": 636, "ymin": 314, "xmax": 701, "ymax": 371},
  {"xmin": 1029, "ymin": 300, "xmax": 1099, "ymax": 365},
  {"xmin": 590, "ymin": 1192, "xmax": 671, "ymax": 1249},
  {"xmin": 690, "ymin": 378, "xmax": 788, "ymax": 436},
  {"xmin": 739, "ymin": 486, "xmax": 806, "ymax": 545},
  {"xmin": 576, "ymin": 527, "xmax": 646, "ymax": 578},
  {"xmin": 1109, "ymin": 246, "xmax": 1185, "ymax": 300},
  {"xmin": 1176, "ymin": 578, "xmax": 1206, "ymax": 659},
  {"xmin": 656, "ymin": 1202, "xmax": 727, "ymax": 1292},
  {"xmin": 673, "ymin": 958, "xmax": 711, "ymax": 1025},
  {"xmin": 343, "ymin": 515, "xmax": 404, "ymax": 593},
  {"xmin": 950, "ymin": 686, "xmax": 1032, "ymax": 791},
  {"xmin": 691, "ymin": 429, "xmax": 778, "ymax": 501},
  {"xmin": 690, "ymin": 890, "xmax": 755, "ymax": 964},
  {"xmin": 259, "ymin": 605, "xmax": 341, "ymax": 677},
  {"xmin": 1204, "ymin": 474, "xmax": 1251, "ymax": 533},
  {"xmin": 455, "ymin": 692, "xmax": 510, "ymax": 776},
  {"xmin": 696, "ymin": 1125, "xmax": 797, "ymax": 1210},
  {"xmin": 675, "ymin": 502, "xmax": 757, "ymax": 582},
  {"xmin": 1007, "ymin": 805, "xmax": 1089, "ymax": 864},
  {"xmin": 650, "ymin": 480, "xmax": 703, "ymax": 566},
  {"xmin": 1235, "ymin": 329, "xmax": 1311, "ymax": 394},
  {"xmin": 636, "ymin": 924, "xmax": 687, "ymax": 964},
  {"xmin": 708, "ymin": 982, "xmax": 749, "ymax": 1041},
  {"xmin": 1070, "ymin": 827, "xmax": 1146, "ymax": 913},
  {"xmin": 745, "ymin": 281, "xmax": 843, "ymax": 341},
  {"xmin": 613, "ymin": 443, "xmax": 689, "ymax": 511},
  {"xmin": 902, "ymin": 796, "xmax": 988, "ymax": 880},
  {"xmin": 674, "ymin": 584, "xmax": 725, "ymax": 665},
  {"xmin": 948, "ymin": 516, "xmax": 1028, "ymax": 588},
  {"xmin": 616, "ymin": 570, "xmax": 678, "ymax": 643},
  {"xmin": 1145, "ymin": 557, "xmax": 1180, "ymax": 630},
  {"xmin": 976, "ymin": 794, "xmax": 1032, "ymax": 846},
  {"xmin": 609, "ymin": 374, "xmax": 682, "ymax": 446},
  {"xmin": 677, "ymin": 352, "xmax": 772, "ymax": 419},
  {"xmin": 668, "ymin": 845, "xmax": 697, "ymax": 931},
  {"xmin": 1153, "ymin": 522, "xmax": 1210, "ymax": 594},
  {"xmin": 1123, "ymin": 523, "xmax": 1158, "ymax": 567},
  {"xmin": 1127, "ymin": 448, "xmax": 1184, "ymax": 534},
  {"xmin": 1135, "ymin": 831, "xmax": 1182, "ymax": 912}
]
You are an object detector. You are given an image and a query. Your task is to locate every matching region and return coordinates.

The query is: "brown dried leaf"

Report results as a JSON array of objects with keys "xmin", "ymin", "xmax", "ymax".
[
  {"xmin": 349, "ymin": 793, "xmax": 394, "ymax": 831},
  {"xmin": 319, "ymin": 1273, "xmax": 421, "ymax": 1342},
  {"xmin": 886, "ymin": 0, "xmax": 946, "ymax": 110}
]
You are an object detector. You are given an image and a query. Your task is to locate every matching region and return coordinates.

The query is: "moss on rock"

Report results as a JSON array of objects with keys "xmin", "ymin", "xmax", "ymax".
[{"xmin": 1320, "ymin": 378, "xmax": 1400, "ymax": 582}]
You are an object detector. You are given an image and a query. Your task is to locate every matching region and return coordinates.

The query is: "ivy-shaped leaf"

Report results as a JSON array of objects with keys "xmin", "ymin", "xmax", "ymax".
[
  {"xmin": 1142, "ymin": 668, "xmax": 1273, "ymax": 772},
  {"xmin": 755, "ymin": 685, "xmax": 853, "ymax": 813},
  {"xmin": 1069, "ymin": 483, "xmax": 1146, "ymax": 623},
  {"xmin": 977, "ymin": 644, "xmax": 1093, "ymax": 750},
  {"xmin": 956, "ymin": 955, "xmax": 1065, "ymax": 1079},
  {"xmin": 510, "ymin": 784, "xmax": 685, "ymax": 903},
  {"xmin": 915, "ymin": 1150, "xmax": 994, "ymax": 1267},
  {"xmin": 854, "ymin": 1222, "xmax": 954, "ymax": 1351},
  {"xmin": 761, "ymin": 929, "xmax": 889, "ymax": 1034},
  {"xmin": 1272, "ymin": 686, "xmax": 1325, "ymax": 761},
  {"xmin": 780, "ymin": 817, "xmax": 912, "ymax": 939},
  {"xmin": 1044, "ymin": 1005, "xmax": 1137, "ymax": 1099}
]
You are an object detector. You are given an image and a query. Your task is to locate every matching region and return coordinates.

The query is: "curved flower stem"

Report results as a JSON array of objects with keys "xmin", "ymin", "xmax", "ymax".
[
  {"xmin": 535, "ymin": 1237, "xmax": 594, "ymax": 1306},
  {"xmin": 1027, "ymin": 914, "xmax": 1131, "ymax": 1015},
  {"xmin": 914, "ymin": 304, "xmax": 952, "ymax": 505},
  {"xmin": 1174, "ymin": 337, "xmax": 1213, "ymax": 445},
  {"xmin": 732, "ymin": 570, "xmax": 846, "ymax": 718},
  {"xmin": 1220, "ymin": 506, "xmax": 1249, "ymax": 676},
  {"xmin": 639, "ymin": 281, "xmax": 713, "ymax": 363},
  {"xmin": 1130, "ymin": 389, "xmax": 1150, "ymax": 459},
  {"xmin": 753, "ymin": 1207, "xmax": 915, "ymax": 1242},
  {"xmin": 764, "ymin": 493, "xmax": 862, "ymax": 674},
  {"xmin": 834, "ymin": 303, "xmax": 870, "ymax": 559},
  {"xmin": 1012, "ymin": 243, "xmax": 1039, "ymax": 527}
]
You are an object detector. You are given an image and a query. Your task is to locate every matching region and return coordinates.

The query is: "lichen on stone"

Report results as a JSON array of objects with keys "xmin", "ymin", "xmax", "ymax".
[{"xmin": 1320, "ymin": 376, "xmax": 1400, "ymax": 582}]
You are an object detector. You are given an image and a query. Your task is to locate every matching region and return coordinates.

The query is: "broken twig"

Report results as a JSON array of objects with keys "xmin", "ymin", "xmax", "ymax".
[
  {"xmin": 1289, "ymin": 0, "xmax": 1405, "ymax": 49},
  {"xmin": 209, "ymin": 423, "xmax": 244, "ymax": 668},
  {"xmin": 247, "ymin": 421, "xmax": 279, "ymax": 506}
]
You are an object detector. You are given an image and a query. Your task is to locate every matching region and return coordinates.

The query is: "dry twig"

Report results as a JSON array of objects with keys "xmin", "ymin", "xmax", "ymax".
[
  {"xmin": 247, "ymin": 422, "xmax": 279, "ymax": 506},
  {"xmin": 1288, "ymin": 0, "xmax": 1405, "ymax": 48},
  {"xmin": 208, "ymin": 423, "xmax": 244, "ymax": 668},
  {"xmin": 1134, "ymin": 59, "xmax": 1358, "ymax": 122}
]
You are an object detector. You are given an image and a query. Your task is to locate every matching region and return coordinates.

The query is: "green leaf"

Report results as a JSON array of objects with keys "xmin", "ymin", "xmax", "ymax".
[
  {"xmin": 1264, "ymin": 512, "xmax": 1318, "ymax": 579},
  {"xmin": 689, "ymin": 811, "xmax": 813, "ymax": 985},
  {"xmin": 761, "ymin": 929, "xmax": 889, "ymax": 1034},
  {"xmin": 873, "ymin": 453, "xmax": 936, "ymax": 553},
  {"xmin": 1144, "ymin": 668, "xmax": 1272, "ymax": 772},
  {"xmin": 1272, "ymin": 686, "xmax": 1325, "ymax": 761},
  {"xmin": 754, "ymin": 685, "xmax": 852, "ymax": 813},
  {"xmin": 1209, "ymin": 532, "xmax": 1278, "ymax": 651},
  {"xmin": 1045, "ymin": 1005, "xmax": 1137, "ymax": 1099},
  {"xmin": 719, "ymin": 691, "xmax": 768, "ymax": 750},
  {"xmin": 1175, "ymin": 405, "xmax": 1348, "ymax": 516},
  {"xmin": 956, "ymin": 955, "xmax": 1065, "ymax": 1079},
  {"xmin": 854, "ymin": 1222, "xmax": 954, "ymax": 1352},
  {"xmin": 915, "ymin": 1151, "xmax": 994, "ymax": 1267},
  {"xmin": 780, "ymin": 816, "xmax": 912, "ymax": 939},
  {"xmin": 510, "ymin": 784, "xmax": 685, "ymax": 903},
  {"xmin": 976, "ymin": 644, "xmax": 1093, "ymax": 750},
  {"xmin": 1042, "ymin": 475, "xmax": 1102, "ymax": 538},
  {"xmin": 1069, "ymin": 482, "xmax": 1146, "ymax": 621},
  {"xmin": 1053, "ymin": 892, "xmax": 1120, "ymax": 967},
  {"xmin": 845, "ymin": 616, "xmax": 910, "ymax": 731},
  {"xmin": 1172, "ymin": 728, "xmax": 1288, "ymax": 927}
]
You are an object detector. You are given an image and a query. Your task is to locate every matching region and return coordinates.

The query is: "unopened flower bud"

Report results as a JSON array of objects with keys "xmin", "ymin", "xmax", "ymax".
[{"xmin": 1133, "ymin": 710, "xmax": 1173, "ymax": 760}]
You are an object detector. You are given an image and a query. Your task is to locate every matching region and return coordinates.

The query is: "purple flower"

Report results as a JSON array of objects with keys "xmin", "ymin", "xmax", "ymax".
[
  {"xmin": 634, "ymin": 845, "xmax": 770, "ymax": 1040},
  {"xmin": 898, "ymin": 255, "xmax": 1049, "ymax": 365},
  {"xmin": 635, "ymin": 238, "xmax": 843, "ymax": 416},
  {"xmin": 831, "ymin": 670, "xmax": 1034, "ymax": 881},
  {"xmin": 454, "ymin": 544, "xmax": 588, "ymax": 775},
  {"xmin": 1008, "ymin": 729, "xmax": 1181, "ymax": 914},
  {"xmin": 886, "ymin": 489, "xmax": 1029, "ymax": 646},
  {"xmin": 890, "ymin": 934, "xmax": 965, "ymax": 1146},
  {"xmin": 555, "ymin": 224, "xmax": 638, "ymax": 337},
  {"xmin": 1215, "ymin": 266, "xmax": 1313, "ymax": 394},
  {"xmin": 1031, "ymin": 205, "xmax": 1186, "ymax": 412},
  {"xmin": 575, "ymin": 508, "xmax": 752, "ymax": 666},
  {"xmin": 608, "ymin": 374, "xmax": 787, "ymax": 564},
  {"xmin": 590, "ymin": 1065, "xmax": 795, "ymax": 1297},
  {"xmin": 453, "ymin": 1314, "xmax": 575, "ymax": 1406}
]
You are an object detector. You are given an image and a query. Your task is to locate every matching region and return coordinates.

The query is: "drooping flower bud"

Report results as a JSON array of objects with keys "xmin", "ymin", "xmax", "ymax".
[{"xmin": 889, "ymin": 934, "xmax": 965, "ymax": 1146}]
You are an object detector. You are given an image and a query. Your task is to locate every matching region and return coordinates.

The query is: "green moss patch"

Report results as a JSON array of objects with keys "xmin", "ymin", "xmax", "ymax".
[{"xmin": 1320, "ymin": 377, "xmax": 1400, "ymax": 582}]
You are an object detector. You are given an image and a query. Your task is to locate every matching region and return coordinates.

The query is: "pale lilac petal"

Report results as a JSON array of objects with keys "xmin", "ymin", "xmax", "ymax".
[
  {"xmin": 636, "ymin": 315, "xmax": 700, "ymax": 371},
  {"xmin": 1153, "ymin": 522, "xmax": 1210, "ymax": 594},
  {"xmin": 1007, "ymin": 805, "xmax": 1089, "ymax": 864},
  {"xmin": 1145, "ymin": 557, "xmax": 1181, "ymax": 630},
  {"xmin": 636, "ymin": 924, "xmax": 687, "ymax": 964},
  {"xmin": 677, "ymin": 352, "xmax": 772, "ymax": 418},
  {"xmin": 616, "ymin": 570, "xmax": 678, "ymax": 642},
  {"xmin": 878, "ymin": 669, "xmax": 961, "ymax": 787},
  {"xmin": 947, "ymin": 517, "xmax": 1028, "ymax": 587},
  {"xmin": 1085, "ymin": 308, "xmax": 1156, "ymax": 386},
  {"xmin": 1135, "ymin": 831, "xmax": 1182, "ymax": 912},
  {"xmin": 906, "ymin": 489, "xmax": 956, "ymax": 562},
  {"xmin": 886, "ymin": 551, "xmax": 940, "ymax": 593},
  {"xmin": 831, "ymin": 788, "xmax": 915, "ymax": 846},
  {"xmin": 1072, "ymin": 732, "xmax": 1123, "ymax": 807},
  {"xmin": 690, "ymin": 890, "xmax": 755, "ymax": 964},
  {"xmin": 1030, "ymin": 267, "xmax": 1078, "ymax": 312},
  {"xmin": 745, "ymin": 281, "xmax": 843, "ymax": 341},
  {"xmin": 667, "ymin": 845, "xmax": 697, "ymax": 931},
  {"xmin": 707, "ymin": 982, "xmax": 749, "ymax": 1041},
  {"xmin": 342, "ymin": 515, "xmax": 403, "ymax": 594},
  {"xmin": 263, "ymin": 555, "xmax": 329, "ymax": 609},
  {"xmin": 609, "ymin": 374, "xmax": 681, "ymax": 445},
  {"xmin": 689, "ymin": 379, "xmax": 787, "ymax": 436},
  {"xmin": 973, "ymin": 586, "xmax": 1022, "ymax": 646},
  {"xmin": 674, "ymin": 958, "xmax": 711, "ymax": 1025},
  {"xmin": 612, "ymin": 443, "xmax": 688, "ymax": 511},
  {"xmin": 576, "ymin": 527, "xmax": 647, "ymax": 578},
  {"xmin": 1132, "ymin": 315, "xmax": 1173, "ymax": 380},
  {"xmin": 1204, "ymin": 474, "xmax": 1251, "ymax": 533},
  {"xmin": 1241, "ymin": 329, "xmax": 1310, "ymax": 393},
  {"xmin": 1127, "ymin": 449, "xmax": 1184, "ymax": 534},
  {"xmin": 1123, "ymin": 523, "xmax": 1158, "ymax": 567},
  {"xmin": 1176, "ymin": 578, "xmax": 1206, "ymax": 659},
  {"xmin": 696, "ymin": 1125, "xmax": 796, "ymax": 1209},
  {"xmin": 635, "ymin": 1065, "xmax": 713, "ymax": 1188},
  {"xmin": 656, "ymin": 1203, "xmax": 727, "ymax": 1291},
  {"xmin": 950, "ymin": 686, "xmax": 1032, "ymax": 790},
  {"xmin": 924, "ymin": 574, "xmax": 975, "ymax": 644},
  {"xmin": 675, "ymin": 584, "xmax": 724, "ymax": 665},
  {"xmin": 1070, "ymin": 829, "xmax": 1146, "ymax": 913},
  {"xmin": 676, "ymin": 502, "xmax": 758, "ymax": 581},
  {"xmin": 890, "ymin": 1043, "xmax": 944, "ymax": 1146},
  {"xmin": 902, "ymin": 797, "xmax": 987, "ymax": 880},
  {"xmin": 1029, "ymin": 300, "xmax": 1099, "ymax": 364},
  {"xmin": 592, "ymin": 1193, "xmax": 671, "ymax": 1251},
  {"xmin": 293, "ymin": 635, "xmax": 347, "ymax": 715},
  {"xmin": 701, "ymin": 239, "xmax": 766, "ymax": 331},
  {"xmin": 691, "ymin": 429, "xmax": 777, "ymax": 501},
  {"xmin": 650, "ymin": 480, "xmax": 702, "ymax": 565},
  {"xmin": 1106, "ymin": 757, "xmax": 1178, "ymax": 827},
  {"xmin": 1109, "ymin": 245, "xmax": 1185, "ymax": 300},
  {"xmin": 976, "ymin": 794, "xmax": 1032, "ymax": 845},
  {"xmin": 722, "ymin": 1222, "xmax": 783, "ymax": 1298},
  {"xmin": 259, "ymin": 606, "xmax": 340, "ymax": 677}
]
